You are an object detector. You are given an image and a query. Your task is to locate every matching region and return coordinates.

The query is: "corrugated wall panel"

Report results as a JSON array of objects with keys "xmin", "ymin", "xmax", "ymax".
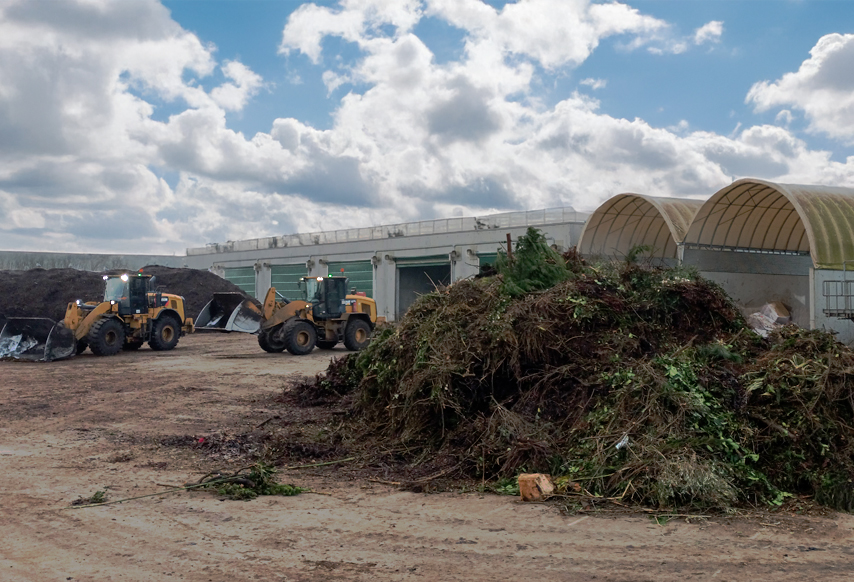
[
  {"xmin": 223, "ymin": 267, "xmax": 255, "ymax": 297},
  {"xmin": 327, "ymin": 261, "xmax": 374, "ymax": 298},
  {"xmin": 271, "ymin": 264, "xmax": 308, "ymax": 301},
  {"xmin": 395, "ymin": 255, "xmax": 450, "ymax": 267}
]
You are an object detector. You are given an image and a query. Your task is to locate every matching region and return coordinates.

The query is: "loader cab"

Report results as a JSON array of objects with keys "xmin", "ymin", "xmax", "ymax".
[
  {"xmin": 300, "ymin": 276, "xmax": 348, "ymax": 320},
  {"xmin": 102, "ymin": 274, "xmax": 150, "ymax": 316}
]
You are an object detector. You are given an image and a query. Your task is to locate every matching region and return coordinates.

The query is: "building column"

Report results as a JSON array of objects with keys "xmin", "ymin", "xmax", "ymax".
[
  {"xmin": 306, "ymin": 257, "xmax": 325, "ymax": 278},
  {"xmin": 254, "ymin": 261, "xmax": 271, "ymax": 298},
  {"xmin": 451, "ymin": 246, "xmax": 480, "ymax": 282},
  {"xmin": 374, "ymin": 254, "xmax": 396, "ymax": 322}
]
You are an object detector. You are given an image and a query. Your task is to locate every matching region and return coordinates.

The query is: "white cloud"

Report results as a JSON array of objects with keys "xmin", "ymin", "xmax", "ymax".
[
  {"xmin": 427, "ymin": 0, "xmax": 667, "ymax": 69},
  {"xmin": 279, "ymin": 0, "xmax": 423, "ymax": 62},
  {"xmin": 627, "ymin": 18, "xmax": 722, "ymax": 56},
  {"xmin": 667, "ymin": 120, "xmax": 690, "ymax": 133},
  {"xmin": 580, "ymin": 77, "xmax": 607, "ymax": 90},
  {"xmin": 10, "ymin": 208, "xmax": 46, "ymax": 230},
  {"xmin": 747, "ymin": 33, "xmax": 854, "ymax": 143},
  {"xmin": 210, "ymin": 61, "xmax": 265, "ymax": 111},
  {"xmin": 645, "ymin": 41, "xmax": 687, "ymax": 56},
  {"xmin": 694, "ymin": 21, "xmax": 723, "ymax": 45},
  {"xmin": 775, "ymin": 109, "xmax": 794, "ymax": 126}
]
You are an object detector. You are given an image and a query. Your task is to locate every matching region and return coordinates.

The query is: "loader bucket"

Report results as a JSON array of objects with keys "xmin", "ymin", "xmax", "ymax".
[
  {"xmin": 0, "ymin": 317, "xmax": 76, "ymax": 362},
  {"xmin": 195, "ymin": 293, "xmax": 263, "ymax": 333}
]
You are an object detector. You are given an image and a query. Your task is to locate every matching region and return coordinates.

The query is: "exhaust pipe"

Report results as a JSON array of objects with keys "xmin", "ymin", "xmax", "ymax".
[
  {"xmin": 0, "ymin": 317, "xmax": 76, "ymax": 362},
  {"xmin": 195, "ymin": 293, "xmax": 263, "ymax": 333}
]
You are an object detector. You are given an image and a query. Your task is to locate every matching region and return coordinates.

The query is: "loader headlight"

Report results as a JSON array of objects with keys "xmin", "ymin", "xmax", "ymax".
[
  {"xmin": 76, "ymin": 299, "xmax": 81, "ymax": 305},
  {"xmin": 120, "ymin": 274, "xmax": 129, "ymax": 282},
  {"xmin": 316, "ymin": 276, "xmax": 323, "ymax": 281},
  {"xmin": 110, "ymin": 300, "xmax": 116, "ymax": 305},
  {"xmin": 102, "ymin": 275, "xmax": 108, "ymax": 280}
]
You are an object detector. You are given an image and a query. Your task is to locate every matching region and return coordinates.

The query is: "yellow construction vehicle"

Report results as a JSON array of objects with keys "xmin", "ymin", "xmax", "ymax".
[
  {"xmin": 1, "ymin": 271, "xmax": 194, "ymax": 361},
  {"xmin": 196, "ymin": 275, "xmax": 377, "ymax": 355},
  {"xmin": 67, "ymin": 272, "xmax": 194, "ymax": 356}
]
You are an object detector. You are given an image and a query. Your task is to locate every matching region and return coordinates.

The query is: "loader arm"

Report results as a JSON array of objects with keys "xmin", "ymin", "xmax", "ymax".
[
  {"xmin": 261, "ymin": 300, "xmax": 313, "ymax": 330},
  {"xmin": 262, "ymin": 287, "xmax": 279, "ymax": 320}
]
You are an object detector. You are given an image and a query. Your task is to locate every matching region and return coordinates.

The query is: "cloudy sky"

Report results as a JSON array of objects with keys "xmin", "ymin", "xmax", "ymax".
[{"xmin": 1, "ymin": 0, "xmax": 853, "ymax": 254}]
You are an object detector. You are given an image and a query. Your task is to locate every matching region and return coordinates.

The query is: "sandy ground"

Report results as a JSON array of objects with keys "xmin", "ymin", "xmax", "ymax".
[{"xmin": 1, "ymin": 333, "xmax": 853, "ymax": 582}]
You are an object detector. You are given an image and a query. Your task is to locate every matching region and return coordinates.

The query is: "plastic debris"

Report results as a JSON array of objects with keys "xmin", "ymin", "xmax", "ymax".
[
  {"xmin": 0, "ymin": 334, "xmax": 38, "ymax": 359},
  {"xmin": 747, "ymin": 312, "xmax": 778, "ymax": 337},
  {"xmin": 760, "ymin": 301, "xmax": 791, "ymax": 325}
]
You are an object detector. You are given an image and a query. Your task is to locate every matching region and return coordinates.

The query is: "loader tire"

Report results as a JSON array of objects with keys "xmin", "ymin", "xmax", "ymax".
[
  {"xmin": 284, "ymin": 320, "xmax": 316, "ymax": 356},
  {"xmin": 258, "ymin": 326, "xmax": 286, "ymax": 353},
  {"xmin": 343, "ymin": 318, "xmax": 371, "ymax": 351},
  {"xmin": 316, "ymin": 340, "xmax": 337, "ymax": 350},
  {"xmin": 149, "ymin": 315, "xmax": 181, "ymax": 351},
  {"xmin": 87, "ymin": 318, "xmax": 125, "ymax": 357}
]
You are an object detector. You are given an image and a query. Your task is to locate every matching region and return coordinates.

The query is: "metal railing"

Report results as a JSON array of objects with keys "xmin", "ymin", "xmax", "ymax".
[
  {"xmin": 681, "ymin": 243, "xmax": 810, "ymax": 256},
  {"xmin": 823, "ymin": 281, "xmax": 854, "ymax": 317},
  {"xmin": 187, "ymin": 207, "xmax": 586, "ymax": 256},
  {"xmin": 823, "ymin": 260, "xmax": 854, "ymax": 319}
]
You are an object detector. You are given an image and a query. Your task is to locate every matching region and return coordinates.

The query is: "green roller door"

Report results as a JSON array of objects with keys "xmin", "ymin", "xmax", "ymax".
[
  {"xmin": 327, "ymin": 261, "xmax": 374, "ymax": 298},
  {"xmin": 395, "ymin": 255, "xmax": 450, "ymax": 267},
  {"xmin": 271, "ymin": 264, "xmax": 308, "ymax": 302},
  {"xmin": 223, "ymin": 267, "xmax": 255, "ymax": 297},
  {"xmin": 477, "ymin": 253, "xmax": 500, "ymax": 268}
]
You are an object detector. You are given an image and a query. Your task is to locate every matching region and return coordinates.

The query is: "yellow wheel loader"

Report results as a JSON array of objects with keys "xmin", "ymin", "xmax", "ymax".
[
  {"xmin": 0, "ymin": 271, "xmax": 194, "ymax": 361},
  {"xmin": 196, "ymin": 276, "xmax": 377, "ymax": 355}
]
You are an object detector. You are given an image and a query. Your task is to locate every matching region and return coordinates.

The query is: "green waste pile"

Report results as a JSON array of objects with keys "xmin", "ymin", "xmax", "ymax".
[{"xmin": 316, "ymin": 228, "xmax": 854, "ymax": 511}]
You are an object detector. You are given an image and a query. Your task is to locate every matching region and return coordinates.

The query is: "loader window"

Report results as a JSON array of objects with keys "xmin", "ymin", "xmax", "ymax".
[
  {"xmin": 104, "ymin": 278, "xmax": 129, "ymax": 302},
  {"xmin": 325, "ymin": 278, "xmax": 347, "ymax": 316},
  {"xmin": 302, "ymin": 278, "xmax": 321, "ymax": 302},
  {"xmin": 126, "ymin": 276, "xmax": 149, "ymax": 315}
]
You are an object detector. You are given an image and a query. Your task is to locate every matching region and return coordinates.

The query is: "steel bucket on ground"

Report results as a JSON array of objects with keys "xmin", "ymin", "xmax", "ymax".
[
  {"xmin": 0, "ymin": 317, "xmax": 76, "ymax": 361},
  {"xmin": 195, "ymin": 293, "xmax": 263, "ymax": 333}
]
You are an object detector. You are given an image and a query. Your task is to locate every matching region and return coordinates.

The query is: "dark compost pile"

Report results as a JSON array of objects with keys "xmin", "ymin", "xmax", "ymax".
[
  {"xmin": 309, "ymin": 229, "xmax": 854, "ymax": 512},
  {"xmin": 0, "ymin": 265, "xmax": 249, "ymax": 329}
]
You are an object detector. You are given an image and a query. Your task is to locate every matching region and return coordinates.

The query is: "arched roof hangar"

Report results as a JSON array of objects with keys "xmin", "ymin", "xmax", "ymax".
[
  {"xmin": 578, "ymin": 194, "xmax": 703, "ymax": 260},
  {"xmin": 684, "ymin": 179, "xmax": 854, "ymax": 270}
]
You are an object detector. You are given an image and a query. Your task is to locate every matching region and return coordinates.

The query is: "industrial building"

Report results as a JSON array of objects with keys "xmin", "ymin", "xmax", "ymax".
[{"xmin": 181, "ymin": 208, "xmax": 587, "ymax": 322}]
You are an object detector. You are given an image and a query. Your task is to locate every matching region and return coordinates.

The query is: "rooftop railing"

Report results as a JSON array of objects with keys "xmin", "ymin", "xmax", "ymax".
[{"xmin": 187, "ymin": 207, "xmax": 586, "ymax": 256}]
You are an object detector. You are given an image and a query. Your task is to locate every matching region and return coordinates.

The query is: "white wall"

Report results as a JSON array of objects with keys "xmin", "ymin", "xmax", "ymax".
[
  {"xmin": 812, "ymin": 269, "xmax": 854, "ymax": 345},
  {"xmin": 684, "ymin": 249, "xmax": 813, "ymax": 328},
  {"xmin": 700, "ymin": 271, "xmax": 810, "ymax": 328}
]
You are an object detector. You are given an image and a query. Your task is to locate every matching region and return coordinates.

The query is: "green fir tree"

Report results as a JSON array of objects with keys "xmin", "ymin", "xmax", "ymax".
[{"xmin": 495, "ymin": 227, "xmax": 569, "ymax": 296}]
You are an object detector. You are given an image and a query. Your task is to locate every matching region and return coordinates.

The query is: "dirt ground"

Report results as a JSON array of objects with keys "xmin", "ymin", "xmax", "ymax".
[{"xmin": 1, "ymin": 333, "xmax": 853, "ymax": 582}]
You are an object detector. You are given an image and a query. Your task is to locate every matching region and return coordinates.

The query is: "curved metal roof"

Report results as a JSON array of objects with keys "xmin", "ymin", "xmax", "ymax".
[
  {"xmin": 578, "ymin": 194, "xmax": 704, "ymax": 259},
  {"xmin": 683, "ymin": 179, "xmax": 854, "ymax": 269}
]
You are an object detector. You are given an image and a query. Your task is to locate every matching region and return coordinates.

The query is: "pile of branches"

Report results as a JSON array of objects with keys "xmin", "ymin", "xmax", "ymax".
[
  {"xmin": 196, "ymin": 462, "xmax": 304, "ymax": 500},
  {"xmin": 316, "ymin": 229, "xmax": 854, "ymax": 511}
]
